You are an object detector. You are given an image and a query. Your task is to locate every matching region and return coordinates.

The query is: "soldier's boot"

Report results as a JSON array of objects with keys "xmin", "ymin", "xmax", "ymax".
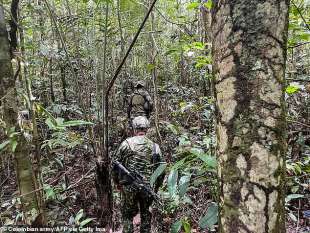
[
  {"xmin": 140, "ymin": 208, "xmax": 152, "ymax": 233},
  {"xmin": 122, "ymin": 215, "xmax": 134, "ymax": 233}
]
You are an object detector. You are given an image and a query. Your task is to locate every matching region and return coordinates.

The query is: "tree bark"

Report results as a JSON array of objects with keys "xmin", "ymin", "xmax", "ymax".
[
  {"xmin": 0, "ymin": 3, "xmax": 41, "ymax": 225},
  {"xmin": 212, "ymin": 0, "xmax": 289, "ymax": 232}
]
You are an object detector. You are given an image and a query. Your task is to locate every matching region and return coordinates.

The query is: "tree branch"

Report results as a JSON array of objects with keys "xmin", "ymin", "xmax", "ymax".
[
  {"xmin": 288, "ymin": 41, "xmax": 310, "ymax": 48},
  {"xmin": 9, "ymin": 0, "xmax": 19, "ymax": 53},
  {"xmin": 292, "ymin": 1, "xmax": 310, "ymax": 32},
  {"xmin": 105, "ymin": 0, "xmax": 159, "ymax": 97}
]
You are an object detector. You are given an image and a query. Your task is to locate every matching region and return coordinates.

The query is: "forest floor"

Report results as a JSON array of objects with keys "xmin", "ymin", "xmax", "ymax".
[
  {"xmin": 1, "ymin": 140, "xmax": 309, "ymax": 232},
  {"xmin": 1, "ymin": 138, "xmax": 309, "ymax": 233}
]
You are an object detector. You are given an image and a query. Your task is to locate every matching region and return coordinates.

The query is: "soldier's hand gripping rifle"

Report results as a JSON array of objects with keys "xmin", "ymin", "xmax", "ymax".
[{"xmin": 112, "ymin": 160, "xmax": 161, "ymax": 204}]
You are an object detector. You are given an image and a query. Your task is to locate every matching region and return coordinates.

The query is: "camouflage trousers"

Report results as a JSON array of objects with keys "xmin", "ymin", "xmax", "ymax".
[{"xmin": 121, "ymin": 189, "xmax": 153, "ymax": 233}]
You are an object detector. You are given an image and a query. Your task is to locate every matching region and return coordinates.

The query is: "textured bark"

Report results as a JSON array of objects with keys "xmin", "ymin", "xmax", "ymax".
[
  {"xmin": 9, "ymin": 0, "xmax": 19, "ymax": 52},
  {"xmin": 0, "ymin": 4, "xmax": 40, "ymax": 225},
  {"xmin": 211, "ymin": 0, "xmax": 289, "ymax": 232}
]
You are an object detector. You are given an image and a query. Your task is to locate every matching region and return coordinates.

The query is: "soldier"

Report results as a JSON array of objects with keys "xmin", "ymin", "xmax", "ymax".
[
  {"xmin": 127, "ymin": 81, "xmax": 153, "ymax": 121},
  {"xmin": 114, "ymin": 116, "xmax": 164, "ymax": 233}
]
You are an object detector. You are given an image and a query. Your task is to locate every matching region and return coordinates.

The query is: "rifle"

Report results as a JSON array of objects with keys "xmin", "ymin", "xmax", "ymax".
[{"xmin": 112, "ymin": 160, "xmax": 161, "ymax": 204}]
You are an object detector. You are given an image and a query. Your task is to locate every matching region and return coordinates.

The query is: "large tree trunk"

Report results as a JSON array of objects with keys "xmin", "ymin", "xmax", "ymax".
[
  {"xmin": 0, "ymin": 3, "xmax": 41, "ymax": 225},
  {"xmin": 211, "ymin": 1, "xmax": 289, "ymax": 232}
]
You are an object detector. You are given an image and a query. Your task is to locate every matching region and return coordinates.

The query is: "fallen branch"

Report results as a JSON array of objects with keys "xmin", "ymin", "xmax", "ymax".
[{"xmin": 288, "ymin": 119, "xmax": 310, "ymax": 128}]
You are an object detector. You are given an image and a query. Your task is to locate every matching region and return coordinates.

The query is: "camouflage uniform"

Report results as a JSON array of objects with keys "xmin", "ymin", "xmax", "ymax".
[
  {"xmin": 114, "ymin": 117, "xmax": 164, "ymax": 233},
  {"xmin": 128, "ymin": 82, "xmax": 153, "ymax": 120}
]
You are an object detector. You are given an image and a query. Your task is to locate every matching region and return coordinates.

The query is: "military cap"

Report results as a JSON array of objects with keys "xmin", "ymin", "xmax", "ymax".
[{"xmin": 132, "ymin": 116, "xmax": 150, "ymax": 129}]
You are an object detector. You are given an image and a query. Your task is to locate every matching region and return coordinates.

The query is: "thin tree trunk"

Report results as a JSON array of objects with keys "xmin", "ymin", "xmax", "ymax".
[
  {"xmin": 96, "ymin": 2, "xmax": 113, "ymax": 229},
  {"xmin": 19, "ymin": 20, "xmax": 46, "ymax": 226},
  {"xmin": 212, "ymin": 0, "xmax": 289, "ymax": 232},
  {"xmin": 0, "ymin": 3, "xmax": 41, "ymax": 225},
  {"xmin": 149, "ymin": 2, "xmax": 162, "ymax": 144},
  {"xmin": 49, "ymin": 59, "xmax": 55, "ymax": 103},
  {"xmin": 60, "ymin": 65, "xmax": 68, "ymax": 102}
]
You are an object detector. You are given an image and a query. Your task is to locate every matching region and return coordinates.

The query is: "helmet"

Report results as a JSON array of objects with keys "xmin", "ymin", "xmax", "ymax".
[
  {"xmin": 132, "ymin": 116, "xmax": 150, "ymax": 129},
  {"xmin": 135, "ymin": 81, "xmax": 145, "ymax": 88}
]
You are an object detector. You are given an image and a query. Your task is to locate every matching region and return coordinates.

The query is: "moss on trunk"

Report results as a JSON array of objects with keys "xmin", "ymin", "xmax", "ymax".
[
  {"xmin": 0, "ymin": 4, "xmax": 40, "ymax": 225},
  {"xmin": 212, "ymin": 0, "xmax": 289, "ymax": 232}
]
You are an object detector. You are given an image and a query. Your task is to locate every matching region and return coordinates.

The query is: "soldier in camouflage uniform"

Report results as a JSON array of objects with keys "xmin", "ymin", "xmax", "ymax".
[
  {"xmin": 114, "ymin": 116, "xmax": 164, "ymax": 233},
  {"xmin": 128, "ymin": 81, "xmax": 153, "ymax": 121}
]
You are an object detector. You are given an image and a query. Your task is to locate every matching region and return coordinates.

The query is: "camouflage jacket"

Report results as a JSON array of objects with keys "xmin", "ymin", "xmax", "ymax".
[
  {"xmin": 127, "ymin": 89, "xmax": 153, "ymax": 119},
  {"xmin": 114, "ymin": 135, "xmax": 163, "ymax": 188}
]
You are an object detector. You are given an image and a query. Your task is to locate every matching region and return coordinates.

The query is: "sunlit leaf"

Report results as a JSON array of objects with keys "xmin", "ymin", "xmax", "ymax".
[
  {"xmin": 182, "ymin": 218, "xmax": 191, "ymax": 233},
  {"xmin": 285, "ymin": 194, "xmax": 304, "ymax": 202},
  {"xmin": 80, "ymin": 218, "xmax": 96, "ymax": 227},
  {"xmin": 75, "ymin": 209, "xmax": 84, "ymax": 224},
  {"xmin": 186, "ymin": 2, "xmax": 200, "ymax": 10},
  {"xmin": 150, "ymin": 163, "xmax": 167, "ymax": 186},
  {"xmin": 286, "ymin": 85, "xmax": 300, "ymax": 94},
  {"xmin": 60, "ymin": 120, "xmax": 93, "ymax": 127},
  {"xmin": 168, "ymin": 169, "xmax": 178, "ymax": 196},
  {"xmin": 204, "ymin": 0, "xmax": 212, "ymax": 9},
  {"xmin": 288, "ymin": 212, "xmax": 297, "ymax": 222},
  {"xmin": 146, "ymin": 63, "xmax": 155, "ymax": 72}
]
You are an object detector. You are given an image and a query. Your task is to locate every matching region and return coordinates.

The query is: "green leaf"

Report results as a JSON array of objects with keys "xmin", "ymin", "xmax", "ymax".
[
  {"xmin": 285, "ymin": 194, "xmax": 304, "ymax": 202},
  {"xmin": 146, "ymin": 63, "xmax": 155, "ymax": 72},
  {"xmin": 45, "ymin": 118, "xmax": 56, "ymax": 130},
  {"xmin": 291, "ymin": 185, "xmax": 299, "ymax": 193},
  {"xmin": 199, "ymin": 202, "xmax": 218, "ymax": 229},
  {"xmin": 191, "ymin": 148, "xmax": 217, "ymax": 169},
  {"xmin": 199, "ymin": 155, "xmax": 217, "ymax": 169},
  {"xmin": 298, "ymin": 32, "xmax": 310, "ymax": 41},
  {"xmin": 55, "ymin": 118, "xmax": 65, "ymax": 125},
  {"xmin": 11, "ymin": 140, "xmax": 18, "ymax": 152},
  {"xmin": 204, "ymin": 0, "xmax": 212, "ymax": 9},
  {"xmin": 182, "ymin": 218, "xmax": 191, "ymax": 233},
  {"xmin": 179, "ymin": 175, "xmax": 191, "ymax": 198},
  {"xmin": 183, "ymin": 195, "xmax": 193, "ymax": 205},
  {"xmin": 75, "ymin": 209, "xmax": 84, "ymax": 224},
  {"xmin": 150, "ymin": 163, "xmax": 167, "ymax": 186},
  {"xmin": 288, "ymin": 212, "xmax": 297, "ymax": 222},
  {"xmin": 79, "ymin": 218, "xmax": 96, "ymax": 227},
  {"xmin": 46, "ymin": 187, "xmax": 56, "ymax": 200},
  {"xmin": 87, "ymin": 0, "xmax": 112, "ymax": 4},
  {"xmin": 166, "ymin": 123, "xmax": 179, "ymax": 135},
  {"xmin": 167, "ymin": 169, "xmax": 178, "ymax": 196},
  {"xmin": 0, "ymin": 140, "xmax": 10, "ymax": 151},
  {"xmin": 285, "ymin": 85, "xmax": 300, "ymax": 94},
  {"xmin": 36, "ymin": 104, "xmax": 57, "ymax": 125},
  {"xmin": 171, "ymin": 220, "xmax": 182, "ymax": 233},
  {"xmin": 192, "ymin": 42, "xmax": 205, "ymax": 50},
  {"xmin": 186, "ymin": 2, "xmax": 200, "ymax": 10},
  {"xmin": 60, "ymin": 120, "xmax": 93, "ymax": 127},
  {"xmin": 171, "ymin": 158, "xmax": 186, "ymax": 170},
  {"xmin": 195, "ymin": 55, "xmax": 212, "ymax": 68}
]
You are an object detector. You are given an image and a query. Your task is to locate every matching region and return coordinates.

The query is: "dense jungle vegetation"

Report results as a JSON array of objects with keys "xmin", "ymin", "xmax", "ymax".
[{"xmin": 0, "ymin": 0, "xmax": 309, "ymax": 232}]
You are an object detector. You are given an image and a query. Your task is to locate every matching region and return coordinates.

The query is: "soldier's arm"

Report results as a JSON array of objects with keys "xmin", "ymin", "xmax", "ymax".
[{"xmin": 113, "ymin": 141, "xmax": 130, "ymax": 185}]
